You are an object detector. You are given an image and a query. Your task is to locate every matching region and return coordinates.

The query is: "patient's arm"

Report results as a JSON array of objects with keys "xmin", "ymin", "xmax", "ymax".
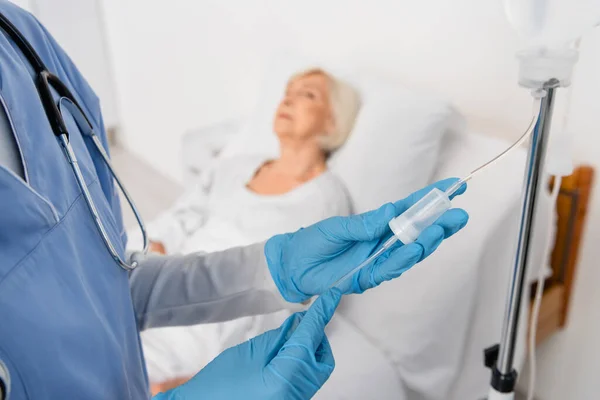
[{"xmin": 129, "ymin": 242, "xmax": 288, "ymax": 331}]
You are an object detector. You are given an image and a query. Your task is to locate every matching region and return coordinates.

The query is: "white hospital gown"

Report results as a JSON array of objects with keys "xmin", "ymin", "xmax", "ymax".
[{"xmin": 137, "ymin": 155, "xmax": 352, "ymax": 383}]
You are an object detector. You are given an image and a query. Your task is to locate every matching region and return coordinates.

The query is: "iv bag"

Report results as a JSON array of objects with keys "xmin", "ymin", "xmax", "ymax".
[
  {"xmin": 504, "ymin": 0, "xmax": 600, "ymax": 88},
  {"xmin": 505, "ymin": 0, "xmax": 600, "ymax": 48}
]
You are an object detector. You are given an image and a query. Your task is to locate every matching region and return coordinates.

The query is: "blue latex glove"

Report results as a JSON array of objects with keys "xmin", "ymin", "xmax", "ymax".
[
  {"xmin": 265, "ymin": 178, "xmax": 469, "ymax": 302},
  {"xmin": 153, "ymin": 289, "xmax": 342, "ymax": 400}
]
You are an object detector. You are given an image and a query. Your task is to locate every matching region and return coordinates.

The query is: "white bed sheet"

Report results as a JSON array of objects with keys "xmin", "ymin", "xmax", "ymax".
[{"xmin": 316, "ymin": 314, "xmax": 403, "ymax": 400}]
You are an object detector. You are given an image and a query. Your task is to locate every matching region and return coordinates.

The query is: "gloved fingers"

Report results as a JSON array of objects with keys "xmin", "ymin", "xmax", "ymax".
[
  {"xmin": 352, "ymin": 209, "xmax": 468, "ymax": 292},
  {"xmin": 328, "ymin": 275, "xmax": 352, "ymax": 295},
  {"xmin": 324, "ymin": 180, "xmax": 467, "ymax": 243},
  {"xmin": 379, "ymin": 220, "xmax": 451, "ymax": 270},
  {"xmin": 268, "ymin": 331, "xmax": 335, "ymax": 397},
  {"xmin": 280, "ymin": 288, "xmax": 342, "ymax": 355},
  {"xmin": 434, "ymin": 177, "xmax": 467, "ymax": 199},
  {"xmin": 279, "ymin": 311, "xmax": 306, "ymax": 343},
  {"xmin": 316, "ymin": 204, "xmax": 397, "ymax": 242},
  {"xmin": 358, "ymin": 244, "xmax": 423, "ymax": 290},
  {"xmin": 243, "ymin": 311, "xmax": 307, "ymax": 365},
  {"xmin": 272, "ymin": 302, "xmax": 337, "ymax": 384},
  {"xmin": 408, "ymin": 209, "xmax": 468, "ymax": 263},
  {"xmin": 433, "ymin": 208, "xmax": 469, "ymax": 238},
  {"xmin": 394, "ymin": 178, "xmax": 467, "ymax": 213},
  {"xmin": 314, "ymin": 334, "xmax": 335, "ymax": 369},
  {"xmin": 413, "ymin": 224, "xmax": 445, "ymax": 260}
]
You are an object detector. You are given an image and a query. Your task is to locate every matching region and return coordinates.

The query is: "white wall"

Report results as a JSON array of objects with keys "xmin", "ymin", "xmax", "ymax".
[
  {"xmin": 10, "ymin": 0, "xmax": 31, "ymax": 12},
  {"xmin": 101, "ymin": 0, "xmax": 538, "ymax": 183},
  {"xmin": 99, "ymin": 1, "xmax": 600, "ymax": 399}
]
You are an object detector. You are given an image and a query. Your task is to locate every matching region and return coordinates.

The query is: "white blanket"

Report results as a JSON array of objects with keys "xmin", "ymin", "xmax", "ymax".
[{"xmin": 133, "ymin": 155, "xmax": 352, "ymax": 382}]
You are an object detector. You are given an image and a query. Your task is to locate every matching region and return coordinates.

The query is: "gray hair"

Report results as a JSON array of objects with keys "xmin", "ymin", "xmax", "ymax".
[{"xmin": 289, "ymin": 68, "xmax": 361, "ymax": 152}]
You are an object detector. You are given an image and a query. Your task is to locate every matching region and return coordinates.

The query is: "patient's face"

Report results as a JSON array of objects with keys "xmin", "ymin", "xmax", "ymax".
[{"xmin": 274, "ymin": 72, "xmax": 334, "ymax": 142}]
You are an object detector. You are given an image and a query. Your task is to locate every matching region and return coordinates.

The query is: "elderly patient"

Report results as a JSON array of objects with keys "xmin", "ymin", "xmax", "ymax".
[
  {"xmin": 145, "ymin": 68, "xmax": 359, "ymax": 255},
  {"xmin": 137, "ymin": 68, "xmax": 361, "ymax": 392}
]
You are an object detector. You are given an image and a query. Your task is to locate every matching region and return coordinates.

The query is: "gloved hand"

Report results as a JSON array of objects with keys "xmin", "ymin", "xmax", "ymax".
[
  {"xmin": 265, "ymin": 178, "xmax": 469, "ymax": 302},
  {"xmin": 153, "ymin": 289, "xmax": 342, "ymax": 400}
]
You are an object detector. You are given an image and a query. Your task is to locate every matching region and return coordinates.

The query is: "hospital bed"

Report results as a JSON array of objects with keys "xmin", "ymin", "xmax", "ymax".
[
  {"xmin": 176, "ymin": 65, "xmax": 591, "ymax": 398},
  {"xmin": 182, "ymin": 127, "xmax": 539, "ymax": 399}
]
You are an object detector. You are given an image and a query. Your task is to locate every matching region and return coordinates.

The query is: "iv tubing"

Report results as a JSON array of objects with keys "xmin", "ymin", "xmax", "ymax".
[
  {"xmin": 330, "ymin": 92, "xmax": 545, "ymax": 290},
  {"xmin": 445, "ymin": 94, "xmax": 544, "ymax": 197}
]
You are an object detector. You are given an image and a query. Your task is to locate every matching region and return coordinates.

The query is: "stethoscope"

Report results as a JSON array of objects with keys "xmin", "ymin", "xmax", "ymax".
[{"xmin": 0, "ymin": 12, "xmax": 148, "ymax": 270}]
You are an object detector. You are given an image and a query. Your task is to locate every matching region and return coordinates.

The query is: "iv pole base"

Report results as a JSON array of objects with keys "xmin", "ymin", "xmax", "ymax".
[
  {"xmin": 487, "ymin": 387, "xmax": 516, "ymax": 400},
  {"xmin": 484, "ymin": 344, "xmax": 518, "ymax": 394},
  {"xmin": 491, "ymin": 367, "xmax": 518, "ymax": 394}
]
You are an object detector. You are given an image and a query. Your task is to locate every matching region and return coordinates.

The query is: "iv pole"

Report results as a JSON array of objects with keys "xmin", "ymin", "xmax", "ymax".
[
  {"xmin": 483, "ymin": 3, "xmax": 600, "ymax": 397},
  {"xmin": 485, "ymin": 78, "xmax": 560, "ymax": 399}
]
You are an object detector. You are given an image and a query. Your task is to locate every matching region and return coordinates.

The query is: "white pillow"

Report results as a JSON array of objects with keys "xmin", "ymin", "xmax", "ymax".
[
  {"xmin": 221, "ymin": 51, "xmax": 465, "ymax": 212},
  {"xmin": 328, "ymin": 80, "xmax": 464, "ymax": 212}
]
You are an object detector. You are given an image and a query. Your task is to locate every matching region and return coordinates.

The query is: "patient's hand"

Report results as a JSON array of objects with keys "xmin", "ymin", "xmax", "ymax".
[{"xmin": 149, "ymin": 240, "xmax": 167, "ymax": 255}]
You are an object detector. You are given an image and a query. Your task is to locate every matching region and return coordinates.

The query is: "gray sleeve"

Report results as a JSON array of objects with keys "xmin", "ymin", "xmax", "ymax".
[{"xmin": 129, "ymin": 242, "xmax": 291, "ymax": 331}]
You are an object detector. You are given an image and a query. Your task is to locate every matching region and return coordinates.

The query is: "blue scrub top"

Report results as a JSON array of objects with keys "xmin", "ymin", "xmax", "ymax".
[
  {"xmin": 0, "ymin": 2, "xmax": 148, "ymax": 398},
  {"xmin": 0, "ymin": 3, "xmax": 285, "ymax": 399}
]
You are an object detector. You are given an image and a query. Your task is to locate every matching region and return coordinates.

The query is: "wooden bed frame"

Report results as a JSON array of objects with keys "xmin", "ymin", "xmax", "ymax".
[{"xmin": 529, "ymin": 165, "xmax": 595, "ymax": 345}]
